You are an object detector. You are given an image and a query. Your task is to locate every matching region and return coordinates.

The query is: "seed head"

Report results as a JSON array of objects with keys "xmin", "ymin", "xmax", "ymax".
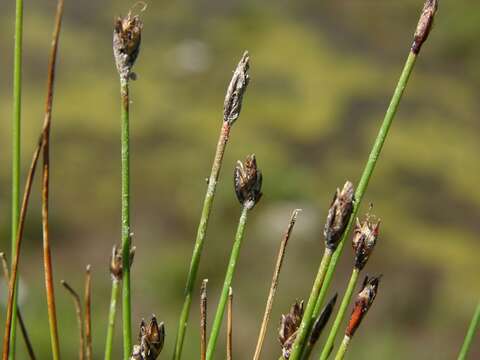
[
  {"xmin": 113, "ymin": 5, "xmax": 145, "ymax": 81},
  {"xmin": 110, "ymin": 245, "xmax": 135, "ymax": 281},
  {"xmin": 352, "ymin": 215, "xmax": 380, "ymax": 270},
  {"xmin": 131, "ymin": 315, "xmax": 165, "ymax": 360},
  {"xmin": 345, "ymin": 275, "xmax": 381, "ymax": 338},
  {"xmin": 324, "ymin": 181, "xmax": 355, "ymax": 251},
  {"xmin": 412, "ymin": 0, "xmax": 438, "ymax": 54},
  {"xmin": 279, "ymin": 300, "xmax": 303, "ymax": 359},
  {"xmin": 309, "ymin": 293, "xmax": 338, "ymax": 346},
  {"xmin": 224, "ymin": 51, "xmax": 250, "ymax": 125},
  {"xmin": 234, "ymin": 154, "xmax": 262, "ymax": 209}
]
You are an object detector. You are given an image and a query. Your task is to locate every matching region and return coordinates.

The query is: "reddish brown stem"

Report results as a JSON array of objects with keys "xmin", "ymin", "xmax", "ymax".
[
  {"xmin": 41, "ymin": 2, "xmax": 64, "ymax": 359},
  {"xmin": 200, "ymin": 279, "xmax": 208, "ymax": 360},
  {"xmin": 227, "ymin": 287, "xmax": 233, "ymax": 360},
  {"xmin": 85, "ymin": 266, "xmax": 92, "ymax": 360},
  {"xmin": 2, "ymin": 128, "xmax": 43, "ymax": 360},
  {"xmin": 253, "ymin": 209, "xmax": 301, "ymax": 360},
  {"xmin": 61, "ymin": 281, "xmax": 85, "ymax": 360},
  {"xmin": 0, "ymin": 253, "xmax": 36, "ymax": 360}
]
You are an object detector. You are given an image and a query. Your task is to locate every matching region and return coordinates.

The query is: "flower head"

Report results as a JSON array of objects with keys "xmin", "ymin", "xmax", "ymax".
[
  {"xmin": 309, "ymin": 294, "xmax": 337, "ymax": 346},
  {"xmin": 110, "ymin": 244, "xmax": 135, "ymax": 281},
  {"xmin": 131, "ymin": 315, "xmax": 165, "ymax": 360},
  {"xmin": 224, "ymin": 51, "xmax": 250, "ymax": 125},
  {"xmin": 345, "ymin": 275, "xmax": 381, "ymax": 338},
  {"xmin": 412, "ymin": 0, "xmax": 439, "ymax": 54},
  {"xmin": 234, "ymin": 154, "xmax": 262, "ymax": 209},
  {"xmin": 113, "ymin": 5, "xmax": 145, "ymax": 80},
  {"xmin": 324, "ymin": 181, "xmax": 355, "ymax": 250},
  {"xmin": 352, "ymin": 215, "xmax": 380, "ymax": 270},
  {"xmin": 278, "ymin": 300, "xmax": 303, "ymax": 359}
]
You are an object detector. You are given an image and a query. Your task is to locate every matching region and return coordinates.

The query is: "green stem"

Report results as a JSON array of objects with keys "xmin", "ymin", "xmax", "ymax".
[
  {"xmin": 288, "ymin": 249, "xmax": 333, "ymax": 360},
  {"xmin": 10, "ymin": 0, "xmax": 24, "ymax": 357},
  {"xmin": 105, "ymin": 279, "xmax": 120, "ymax": 360},
  {"xmin": 120, "ymin": 79, "xmax": 132, "ymax": 360},
  {"xmin": 333, "ymin": 336, "xmax": 350, "ymax": 360},
  {"xmin": 313, "ymin": 51, "xmax": 418, "ymax": 322},
  {"xmin": 319, "ymin": 269, "xmax": 359, "ymax": 360},
  {"xmin": 458, "ymin": 302, "xmax": 480, "ymax": 360},
  {"xmin": 206, "ymin": 206, "xmax": 249, "ymax": 360},
  {"xmin": 173, "ymin": 122, "xmax": 231, "ymax": 360}
]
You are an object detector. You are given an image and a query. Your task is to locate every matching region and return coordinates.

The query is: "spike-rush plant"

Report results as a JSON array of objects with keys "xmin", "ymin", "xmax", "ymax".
[{"xmin": 2, "ymin": 1, "xmax": 478, "ymax": 359}]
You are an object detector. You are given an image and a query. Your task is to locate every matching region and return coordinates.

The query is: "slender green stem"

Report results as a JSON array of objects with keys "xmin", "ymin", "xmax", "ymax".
[
  {"xmin": 319, "ymin": 269, "xmax": 359, "ymax": 360},
  {"xmin": 120, "ymin": 79, "xmax": 132, "ymax": 360},
  {"xmin": 173, "ymin": 122, "xmax": 231, "ymax": 360},
  {"xmin": 206, "ymin": 206, "xmax": 249, "ymax": 360},
  {"xmin": 313, "ymin": 52, "xmax": 418, "ymax": 326},
  {"xmin": 10, "ymin": 0, "xmax": 24, "ymax": 357},
  {"xmin": 288, "ymin": 249, "xmax": 333, "ymax": 360},
  {"xmin": 105, "ymin": 279, "xmax": 120, "ymax": 360},
  {"xmin": 458, "ymin": 302, "xmax": 480, "ymax": 360},
  {"xmin": 333, "ymin": 336, "xmax": 350, "ymax": 360}
]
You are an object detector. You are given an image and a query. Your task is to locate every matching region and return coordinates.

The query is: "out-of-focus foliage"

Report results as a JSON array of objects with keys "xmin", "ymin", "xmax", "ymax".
[{"xmin": 0, "ymin": 0, "xmax": 479, "ymax": 358}]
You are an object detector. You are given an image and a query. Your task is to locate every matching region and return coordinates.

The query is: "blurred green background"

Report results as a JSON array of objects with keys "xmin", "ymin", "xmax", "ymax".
[{"xmin": 0, "ymin": 0, "xmax": 479, "ymax": 358}]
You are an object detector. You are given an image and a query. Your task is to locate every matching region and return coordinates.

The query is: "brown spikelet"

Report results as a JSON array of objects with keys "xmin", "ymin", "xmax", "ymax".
[
  {"xmin": 278, "ymin": 300, "xmax": 303, "ymax": 359},
  {"xmin": 352, "ymin": 215, "xmax": 380, "ymax": 270},
  {"xmin": 412, "ymin": 0, "xmax": 439, "ymax": 54},
  {"xmin": 224, "ymin": 51, "xmax": 250, "ymax": 125},
  {"xmin": 324, "ymin": 181, "xmax": 355, "ymax": 250},
  {"xmin": 234, "ymin": 154, "xmax": 262, "ymax": 209}
]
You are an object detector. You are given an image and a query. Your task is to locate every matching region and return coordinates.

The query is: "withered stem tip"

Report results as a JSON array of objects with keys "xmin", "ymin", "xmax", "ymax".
[
  {"xmin": 412, "ymin": 0, "xmax": 438, "ymax": 54},
  {"xmin": 223, "ymin": 51, "xmax": 250, "ymax": 125}
]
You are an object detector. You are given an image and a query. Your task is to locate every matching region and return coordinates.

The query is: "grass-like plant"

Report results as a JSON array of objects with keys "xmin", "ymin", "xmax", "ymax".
[
  {"xmin": 173, "ymin": 51, "xmax": 250, "ymax": 360},
  {"xmin": 112, "ymin": 6, "xmax": 144, "ymax": 358},
  {"xmin": 2, "ymin": 1, "xmax": 64, "ymax": 359},
  {"xmin": 9, "ymin": 0, "xmax": 23, "ymax": 357},
  {"xmin": 288, "ymin": 2, "xmax": 438, "ymax": 359},
  {"xmin": 205, "ymin": 155, "xmax": 262, "ymax": 359}
]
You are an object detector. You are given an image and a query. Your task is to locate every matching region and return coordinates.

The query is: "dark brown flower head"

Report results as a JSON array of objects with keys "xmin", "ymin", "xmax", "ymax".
[
  {"xmin": 308, "ymin": 293, "xmax": 337, "ymax": 346},
  {"xmin": 110, "ymin": 245, "xmax": 136, "ymax": 281},
  {"xmin": 412, "ymin": 0, "xmax": 439, "ymax": 54},
  {"xmin": 352, "ymin": 215, "xmax": 380, "ymax": 270},
  {"xmin": 131, "ymin": 315, "xmax": 165, "ymax": 360},
  {"xmin": 223, "ymin": 51, "xmax": 250, "ymax": 125},
  {"xmin": 324, "ymin": 181, "xmax": 355, "ymax": 251},
  {"xmin": 113, "ymin": 4, "xmax": 145, "ymax": 80},
  {"xmin": 234, "ymin": 154, "xmax": 262, "ymax": 209},
  {"xmin": 345, "ymin": 275, "xmax": 381, "ymax": 338},
  {"xmin": 279, "ymin": 300, "xmax": 303, "ymax": 359}
]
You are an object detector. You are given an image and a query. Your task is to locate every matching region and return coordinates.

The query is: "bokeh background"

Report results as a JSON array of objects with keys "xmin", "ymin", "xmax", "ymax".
[{"xmin": 0, "ymin": 0, "xmax": 479, "ymax": 359}]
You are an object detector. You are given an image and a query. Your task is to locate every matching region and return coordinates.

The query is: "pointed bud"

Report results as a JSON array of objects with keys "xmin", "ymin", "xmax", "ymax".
[
  {"xmin": 412, "ymin": 0, "xmax": 438, "ymax": 54},
  {"xmin": 308, "ymin": 294, "xmax": 338, "ymax": 346},
  {"xmin": 345, "ymin": 275, "xmax": 381, "ymax": 338},
  {"xmin": 352, "ymin": 216, "xmax": 380, "ymax": 270},
  {"xmin": 324, "ymin": 181, "xmax": 355, "ymax": 251},
  {"xmin": 110, "ymin": 245, "xmax": 135, "ymax": 280},
  {"xmin": 113, "ymin": 5, "xmax": 145, "ymax": 81},
  {"xmin": 224, "ymin": 51, "xmax": 250, "ymax": 125},
  {"xmin": 131, "ymin": 315, "xmax": 165, "ymax": 360},
  {"xmin": 279, "ymin": 300, "xmax": 303, "ymax": 359},
  {"xmin": 234, "ymin": 154, "xmax": 262, "ymax": 209}
]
